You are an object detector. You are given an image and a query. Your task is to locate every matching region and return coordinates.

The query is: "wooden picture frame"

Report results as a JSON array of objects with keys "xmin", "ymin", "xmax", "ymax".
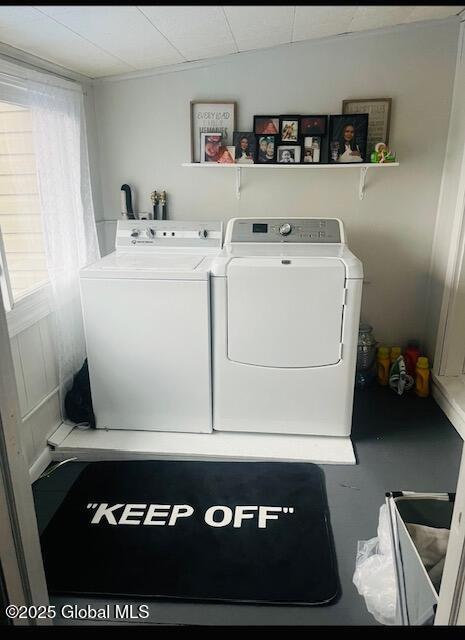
[
  {"xmin": 190, "ymin": 101, "xmax": 236, "ymax": 162},
  {"xmin": 342, "ymin": 98, "xmax": 392, "ymax": 156}
]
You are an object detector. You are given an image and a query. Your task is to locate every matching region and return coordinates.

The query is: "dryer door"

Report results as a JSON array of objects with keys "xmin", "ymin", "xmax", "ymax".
[{"xmin": 227, "ymin": 257, "xmax": 345, "ymax": 368}]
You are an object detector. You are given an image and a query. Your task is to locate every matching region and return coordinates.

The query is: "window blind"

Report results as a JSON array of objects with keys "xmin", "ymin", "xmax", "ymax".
[{"xmin": 0, "ymin": 99, "xmax": 47, "ymax": 300}]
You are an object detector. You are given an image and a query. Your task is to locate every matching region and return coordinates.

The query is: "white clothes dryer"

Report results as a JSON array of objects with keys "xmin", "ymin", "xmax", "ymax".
[
  {"xmin": 210, "ymin": 217, "xmax": 363, "ymax": 437},
  {"xmin": 80, "ymin": 220, "xmax": 222, "ymax": 433}
]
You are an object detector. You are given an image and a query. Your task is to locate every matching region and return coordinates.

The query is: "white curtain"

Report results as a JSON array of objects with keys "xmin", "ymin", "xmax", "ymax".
[
  {"xmin": 28, "ymin": 80, "xmax": 100, "ymax": 408},
  {"xmin": 0, "ymin": 58, "xmax": 100, "ymax": 412}
]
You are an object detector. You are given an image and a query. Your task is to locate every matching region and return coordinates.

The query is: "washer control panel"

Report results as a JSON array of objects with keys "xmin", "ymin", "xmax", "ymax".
[
  {"xmin": 116, "ymin": 220, "xmax": 223, "ymax": 249},
  {"xmin": 228, "ymin": 218, "xmax": 342, "ymax": 243}
]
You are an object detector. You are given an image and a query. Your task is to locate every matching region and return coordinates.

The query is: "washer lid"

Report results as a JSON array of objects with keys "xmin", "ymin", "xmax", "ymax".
[
  {"xmin": 80, "ymin": 252, "xmax": 210, "ymax": 280},
  {"xmin": 227, "ymin": 256, "xmax": 346, "ymax": 367}
]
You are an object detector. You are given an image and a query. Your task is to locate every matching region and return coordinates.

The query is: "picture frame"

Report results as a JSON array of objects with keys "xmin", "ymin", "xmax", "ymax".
[
  {"xmin": 300, "ymin": 116, "xmax": 327, "ymax": 137},
  {"xmin": 200, "ymin": 132, "xmax": 224, "ymax": 163},
  {"xmin": 233, "ymin": 132, "xmax": 256, "ymax": 164},
  {"xmin": 217, "ymin": 146, "xmax": 236, "ymax": 164},
  {"xmin": 302, "ymin": 136, "xmax": 322, "ymax": 164},
  {"xmin": 279, "ymin": 116, "xmax": 300, "ymax": 143},
  {"xmin": 342, "ymin": 98, "xmax": 391, "ymax": 156},
  {"xmin": 256, "ymin": 135, "xmax": 277, "ymax": 163},
  {"xmin": 277, "ymin": 145, "xmax": 301, "ymax": 164},
  {"xmin": 328, "ymin": 114, "xmax": 368, "ymax": 164},
  {"xmin": 190, "ymin": 101, "xmax": 236, "ymax": 162},
  {"xmin": 253, "ymin": 115, "xmax": 280, "ymax": 135}
]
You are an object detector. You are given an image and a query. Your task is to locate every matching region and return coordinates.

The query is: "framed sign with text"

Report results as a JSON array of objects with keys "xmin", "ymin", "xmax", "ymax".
[
  {"xmin": 190, "ymin": 101, "xmax": 236, "ymax": 163},
  {"xmin": 342, "ymin": 98, "xmax": 392, "ymax": 156}
]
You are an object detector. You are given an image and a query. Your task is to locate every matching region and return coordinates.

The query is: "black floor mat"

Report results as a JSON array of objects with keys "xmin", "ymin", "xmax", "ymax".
[{"xmin": 39, "ymin": 460, "xmax": 338, "ymax": 605}]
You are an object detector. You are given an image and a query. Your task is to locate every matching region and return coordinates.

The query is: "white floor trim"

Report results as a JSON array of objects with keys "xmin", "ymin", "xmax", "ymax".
[
  {"xmin": 29, "ymin": 446, "xmax": 52, "ymax": 483},
  {"xmin": 432, "ymin": 374, "xmax": 465, "ymax": 441},
  {"xmin": 49, "ymin": 427, "xmax": 356, "ymax": 465},
  {"xmin": 48, "ymin": 421, "xmax": 75, "ymax": 447}
]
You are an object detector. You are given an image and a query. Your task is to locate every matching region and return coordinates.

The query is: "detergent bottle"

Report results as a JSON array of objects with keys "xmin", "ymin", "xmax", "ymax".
[
  {"xmin": 377, "ymin": 347, "xmax": 390, "ymax": 386},
  {"xmin": 390, "ymin": 346, "xmax": 401, "ymax": 364},
  {"xmin": 405, "ymin": 341, "xmax": 421, "ymax": 377},
  {"xmin": 415, "ymin": 357, "xmax": 430, "ymax": 398}
]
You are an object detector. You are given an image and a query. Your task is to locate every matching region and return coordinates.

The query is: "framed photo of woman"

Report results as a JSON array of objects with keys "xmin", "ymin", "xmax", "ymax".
[
  {"xmin": 254, "ymin": 115, "xmax": 280, "ymax": 135},
  {"xmin": 328, "ymin": 114, "xmax": 368, "ymax": 164},
  {"xmin": 342, "ymin": 98, "xmax": 391, "ymax": 156},
  {"xmin": 256, "ymin": 135, "xmax": 277, "ymax": 163},
  {"xmin": 233, "ymin": 132, "xmax": 256, "ymax": 164}
]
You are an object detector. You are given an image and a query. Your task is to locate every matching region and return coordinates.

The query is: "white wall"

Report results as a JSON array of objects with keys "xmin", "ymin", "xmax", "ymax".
[
  {"xmin": 93, "ymin": 20, "xmax": 459, "ymax": 349},
  {"xmin": 83, "ymin": 84, "xmax": 107, "ymax": 256}
]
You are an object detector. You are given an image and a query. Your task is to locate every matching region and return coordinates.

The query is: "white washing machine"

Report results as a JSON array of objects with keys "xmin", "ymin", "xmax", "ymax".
[
  {"xmin": 80, "ymin": 219, "xmax": 222, "ymax": 433},
  {"xmin": 211, "ymin": 217, "xmax": 363, "ymax": 437}
]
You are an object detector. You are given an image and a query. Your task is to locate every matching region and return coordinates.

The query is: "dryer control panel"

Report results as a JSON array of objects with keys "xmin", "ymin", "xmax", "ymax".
[{"xmin": 226, "ymin": 218, "xmax": 343, "ymax": 243}]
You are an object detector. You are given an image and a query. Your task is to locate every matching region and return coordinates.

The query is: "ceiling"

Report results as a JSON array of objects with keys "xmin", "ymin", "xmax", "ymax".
[{"xmin": 0, "ymin": 5, "xmax": 463, "ymax": 79}]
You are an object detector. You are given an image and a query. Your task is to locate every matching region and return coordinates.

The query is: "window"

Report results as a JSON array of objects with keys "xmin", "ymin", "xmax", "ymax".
[{"xmin": 0, "ymin": 99, "xmax": 48, "ymax": 304}]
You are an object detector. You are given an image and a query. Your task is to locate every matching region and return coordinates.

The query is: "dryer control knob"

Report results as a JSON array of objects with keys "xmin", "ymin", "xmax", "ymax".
[
  {"xmin": 279, "ymin": 223, "xmax": 292, "ymax": 236},
  {"xmin": 199, "ymin": 229, "xmax": 208, "ymax": 238},
  {"xmin": 131, "ymin": 228, "xmax": 140, "ymax": 238},
  {"xmin": 146, "ymin": 227, "xmax": 155, "ymax": 238}
]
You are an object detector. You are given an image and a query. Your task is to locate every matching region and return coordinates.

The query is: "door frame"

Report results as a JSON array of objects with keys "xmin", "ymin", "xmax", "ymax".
[
  {"xmin": 432, "ymin": 18, "xmax": 465, "ymax": 380},
  {"xmin": 435, "ymin": 447, "xmax": 465, "ymax": 624},
  {"xmin": 0, "ymin": 281, "xmax": 49, "ymax": 623}
]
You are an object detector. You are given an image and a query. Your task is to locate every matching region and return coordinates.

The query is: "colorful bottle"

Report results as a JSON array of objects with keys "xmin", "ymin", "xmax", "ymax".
[
  {"xmin": 415, "ymin": 357, "xmax": 430, "ymax": 398},
  {"xmin": 390, "ymin": 346, "xmax": 401, "ymax": 364},
  {"xmin": 377, "ymin": 346, "xmax": 390, "ymax": 386},
  {"xmin": 404, "ymin": 341, "xmax": 421, "ymax": 377}
]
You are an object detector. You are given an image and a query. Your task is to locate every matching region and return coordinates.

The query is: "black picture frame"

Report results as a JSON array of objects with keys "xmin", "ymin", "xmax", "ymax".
[
  {"xmin": 342, "ymin": 98, "xmax": 392, "ymax": 156},
  {"xmin": 256, "ymin": 135, "xmax": 277, "ymax": 163},
  {"xmin": 300, "ymin": 115, "xmax": 327, "ymax": 137},
  {"xmin": 302, "ymin": 136, "xmax": 322, "ymax": 164},
  {"xmin": 233, "ymin": 132, "xmax": 256, "ymax": 164},
  {"xmin": 328, "ymin": 114, "xmax": 369, "ymax": 164},
  {"xmin": 253, "ymin": 115, "xmax": 280, "ymax": 136},
  {"xmin": 279, "ymin": 116, "xmax": 300, "ymax": 143},
  {"xmin": 276, "ymin": 144, "xmax": 301, "ymax": 164}
]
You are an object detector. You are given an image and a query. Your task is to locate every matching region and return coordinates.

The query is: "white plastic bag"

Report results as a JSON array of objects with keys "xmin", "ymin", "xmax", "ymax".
[{"xmin": 353, "ymin": 504, "xmax": 398, "ymax": 625}]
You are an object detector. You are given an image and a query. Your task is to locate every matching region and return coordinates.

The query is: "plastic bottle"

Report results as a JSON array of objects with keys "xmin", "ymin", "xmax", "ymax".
[
  {"xmin": 404, "ymin": 341, "xmax": 421, "ymax": 377},
  {"xmin": 415, "ymin": 357, "xmax": 430, "ymax": 398},
  {"xmin": 377, "ymin": 346, "xmax": 390, "ymax": 386},
  {"xmin": 390, "ymin": 346, "xmax": 401, "ymax": 364},
  {"xmin": 356, "ymin": 323, "xmax": 378, "ymax": 388}
]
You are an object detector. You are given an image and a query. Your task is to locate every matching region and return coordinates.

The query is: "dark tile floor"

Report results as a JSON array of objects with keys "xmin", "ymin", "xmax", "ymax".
[{"xmin": 33, "ymin": 386, "xmax": 463, "ymax": 625}]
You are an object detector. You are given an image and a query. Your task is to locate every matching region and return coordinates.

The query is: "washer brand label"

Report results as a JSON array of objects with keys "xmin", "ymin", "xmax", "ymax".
[{"xmin": 86, "ymin": 503, "xmax": 295, "ymax": 528}]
